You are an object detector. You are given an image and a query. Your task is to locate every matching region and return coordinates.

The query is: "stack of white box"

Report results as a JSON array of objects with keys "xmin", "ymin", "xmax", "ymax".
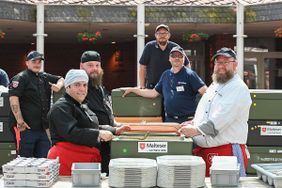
[{"xmin": 2, "ymin": 157, "xmax": 59, "ymax": 187}]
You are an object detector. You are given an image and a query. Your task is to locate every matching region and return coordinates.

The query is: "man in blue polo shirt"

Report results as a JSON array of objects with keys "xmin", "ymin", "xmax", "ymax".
[
  {"xmin": 123, "ymin": 46, "xmax": 207, "ymax": 123},
  {"xmin": 139, "ymin": 24, "xmax": 190, "ymax": 89}
]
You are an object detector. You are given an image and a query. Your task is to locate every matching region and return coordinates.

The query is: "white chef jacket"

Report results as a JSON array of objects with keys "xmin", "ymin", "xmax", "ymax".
[{"xmin": 193, "ymin": 74, "xmax": 252, "ymax": 148}]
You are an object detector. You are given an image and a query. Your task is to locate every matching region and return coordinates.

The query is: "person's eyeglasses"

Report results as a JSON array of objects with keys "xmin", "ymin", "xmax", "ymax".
[
  {"xmin": 156, "ymin": 32, "xmax": 169, "ymax": 36},
  {"xmin": 170, "ymin": 54, "xmax": 183, "ymax": 58},
  {"xmin": 214, "ymin": 60, "xmax": 235, "ymax": 65}
]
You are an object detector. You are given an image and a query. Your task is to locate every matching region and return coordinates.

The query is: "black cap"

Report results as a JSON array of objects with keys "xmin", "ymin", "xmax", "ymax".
[
  {"xmin": 212, "ymin": 47, "xmax": 237, "ymax": 61},
  {"xmin": 170, "ymin": 46, "xmax": 185, "ymax": 55},
  {"xmin": 26, "ymin": 51, "xmax": 44, "ymax": 61},
  {"xmin": 155, "ymin": 24, "xmax": 170, "ymax": 33},
  {"xmin": 81, "ymin": 51, "xmax": 101, "ymax": 63}
]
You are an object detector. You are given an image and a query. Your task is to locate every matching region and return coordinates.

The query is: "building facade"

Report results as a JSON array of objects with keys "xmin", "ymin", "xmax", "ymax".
[{"xmin": 0, "ymin": 0, "xmax": 282, "ymax": 89}]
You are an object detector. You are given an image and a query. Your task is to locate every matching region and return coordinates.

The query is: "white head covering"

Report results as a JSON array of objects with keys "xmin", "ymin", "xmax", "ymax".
[{"xmin": 64, "ymin": 69, "xmax": 89, "ymax": 88}]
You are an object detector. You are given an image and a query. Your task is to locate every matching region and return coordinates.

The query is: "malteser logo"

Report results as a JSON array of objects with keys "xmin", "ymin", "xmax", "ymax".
[
  {"xmin": 140, "ymin": 143, "xmax": 145, "ymax": 150},
  {"xmin": 260, "ymin": 126, "xmax": 282, "ymax": 136},
  {"xmin": 138, "ymin": 142, "xmax": 168, "ymax": 153}
]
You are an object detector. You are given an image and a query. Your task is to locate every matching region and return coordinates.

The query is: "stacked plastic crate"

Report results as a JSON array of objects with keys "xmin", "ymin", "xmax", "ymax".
[
  {"xmin": 247, "ymin": 90, "xmax": 282, "ymax": 174},
  {"xmin": 0, "ymin": 91, "xmax": 17, "ymax": 173}
]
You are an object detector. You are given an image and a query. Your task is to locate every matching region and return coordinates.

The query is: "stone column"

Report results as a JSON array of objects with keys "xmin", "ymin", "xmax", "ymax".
[
  {"xmin": 33, "ymin": 2, "xmax": 47, "ymax": 72},
  {"xmin": 136, "ymin": 3, "xmax": 145, "ymax": 86}
]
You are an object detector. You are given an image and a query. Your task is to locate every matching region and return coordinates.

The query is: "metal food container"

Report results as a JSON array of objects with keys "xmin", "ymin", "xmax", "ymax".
[{"xmin": 71, "ymin": 163, "xmax": 101, "ymax": 187}]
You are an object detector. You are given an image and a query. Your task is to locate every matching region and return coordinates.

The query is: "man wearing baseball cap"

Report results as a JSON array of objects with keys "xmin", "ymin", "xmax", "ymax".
[
  {"xmin": 139, "ymin": 24, "xmax": 191, "ymax": 121},
  {"xmin": 47, "ymin": 69, "xmax": 119, "ymax": 176},
  {"xmin": 9, "ymin": 51, "xmax": 64, "ymax": 158},
  {"xmin": 179, "ymin": 47, "xmax": 252, "ymax": 177},
  {"xmin": 123, "ymin": 46, "xmax": 207, "ymax": 123},
  {"xmin": 139, "ymin": 24, "xmax": 190, "ymax": 89}
]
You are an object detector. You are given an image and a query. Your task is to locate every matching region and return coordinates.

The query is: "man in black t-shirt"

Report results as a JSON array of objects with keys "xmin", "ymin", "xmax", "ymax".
[
  {"xmin": 9, "ymin": 51, "xmax": 64, "ymax": 158},
  {"xmin": 139, "ymin": 24, "xmax": 190, "ymax": 89}
]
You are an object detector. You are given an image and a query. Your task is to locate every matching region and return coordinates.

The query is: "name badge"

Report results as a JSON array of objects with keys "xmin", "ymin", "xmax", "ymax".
[{"xmin": 176, "ymin": 86, "xmax": 184, "ymax": 92}]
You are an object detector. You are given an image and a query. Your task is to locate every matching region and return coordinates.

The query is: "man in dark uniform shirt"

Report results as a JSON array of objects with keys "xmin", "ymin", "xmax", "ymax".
[
  {"xmin": 139, "ymin": 24, "xmax": 190, "ymax": 89},
  {"xmin": 9, "ymin": 51, "xmax": 64, "ymax": 158},
  {"xmin": 80, "ymin": 50, "xmax": 129, "ymax": 175}
]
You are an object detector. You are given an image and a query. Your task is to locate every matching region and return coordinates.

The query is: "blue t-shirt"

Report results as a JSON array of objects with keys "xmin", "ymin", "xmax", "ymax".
[
  {"xmin": 139, "ymin": 40, "xmax": 189, "ymax": 88},
  {"xmin": 155, "ymin": 66, "xmax": 205, "ymax": 117}
]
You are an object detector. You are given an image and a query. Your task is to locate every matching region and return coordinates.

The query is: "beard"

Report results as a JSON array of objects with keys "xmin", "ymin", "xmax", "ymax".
[
  {"xmin": 158, "ymin": 40, "xmax": 168, "ymax": 46},
  {"xmin": 212, "ymin": 70, "xmax": 234, "ymax": 84},
  {"xmin": 89, "ymin": 69, "xmax": 104, "ymax": 87}
]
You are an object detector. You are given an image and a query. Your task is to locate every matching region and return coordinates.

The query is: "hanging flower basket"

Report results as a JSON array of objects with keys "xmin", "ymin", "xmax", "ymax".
[
  {"xmin": 0, "ymin": 30, "xmax": 6, "ymax": 39},
  {"xmin": 77, "ymin": 31, "xmax": 102, "ymax": 44},
  {"xmin": 183, "ymin": 32, "xmax": 209, "ymax": 42}
]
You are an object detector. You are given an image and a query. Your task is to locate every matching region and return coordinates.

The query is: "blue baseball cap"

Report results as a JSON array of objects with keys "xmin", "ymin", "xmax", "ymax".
[
  {"xmin": 170, "ymin": 46, "xmax": 185, "ymax": 55},
  {"xmin": 212, "ymin": 47, "xmax": 237, "ymax": 61},
  {"xmin": 26, "ymin": 51, "xmax": 44, "ymax": 61}
]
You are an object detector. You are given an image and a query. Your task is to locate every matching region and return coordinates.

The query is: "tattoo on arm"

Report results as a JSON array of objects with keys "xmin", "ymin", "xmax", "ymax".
[
  {"xmin": 11, "ymin": 104, "xmax": 19, "ymax": 114},
  {"xmin": 11, "ymin": 104, "xmax": 24, "ymax": 123}
]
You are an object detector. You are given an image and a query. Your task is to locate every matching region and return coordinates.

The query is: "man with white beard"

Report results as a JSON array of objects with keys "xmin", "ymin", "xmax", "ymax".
[{"xmin": 179, "ymin": 47, "xmax": 252, "ymax": 177}]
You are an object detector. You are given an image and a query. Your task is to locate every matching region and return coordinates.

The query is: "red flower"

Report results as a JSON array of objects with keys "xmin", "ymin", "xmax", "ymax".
[
  {"xmin": 190, "ymin": 33, "xmax": 199, "ymax": 39},
  {"xmin": 0, "ymin": 31, "xmax": 5, "ymax": 39},
  {"xmin": 77, "ymin": 31, "xmax": 102, "ymax": 44},
  {"xmin": 95, "ymin": 31, "xmax": 101, "ymax": 37}
]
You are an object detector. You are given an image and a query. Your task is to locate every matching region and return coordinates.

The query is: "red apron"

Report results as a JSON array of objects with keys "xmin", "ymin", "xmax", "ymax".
[
  {"xmin": 193, "ymin": 144, "xmax": 248, "ymax": 177},
  {"xmin": 13, "ymin": 127, "xmax": 21, "ymax": 153},
  {"xmin": 47, "ymin": 142, "xmax": 101, "ymax": 176}
]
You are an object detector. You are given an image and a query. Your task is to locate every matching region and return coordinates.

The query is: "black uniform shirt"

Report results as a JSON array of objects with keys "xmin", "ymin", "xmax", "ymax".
[
  {"xmin": 48, "ymin": 93, "xmax": 101, "ymax": 148},
  {"xmin": 9, "ymin": 69, "xmax": 61, "ymax": 130},
  {"xmin": 86, "ymin": 83, "xmax": 115, "ymax": 127}
]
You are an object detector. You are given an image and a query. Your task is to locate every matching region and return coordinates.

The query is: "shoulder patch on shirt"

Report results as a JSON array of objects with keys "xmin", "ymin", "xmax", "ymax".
[{"xmin": 11, "ymin": 81, "xmax": 19, "ymax": 88}]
